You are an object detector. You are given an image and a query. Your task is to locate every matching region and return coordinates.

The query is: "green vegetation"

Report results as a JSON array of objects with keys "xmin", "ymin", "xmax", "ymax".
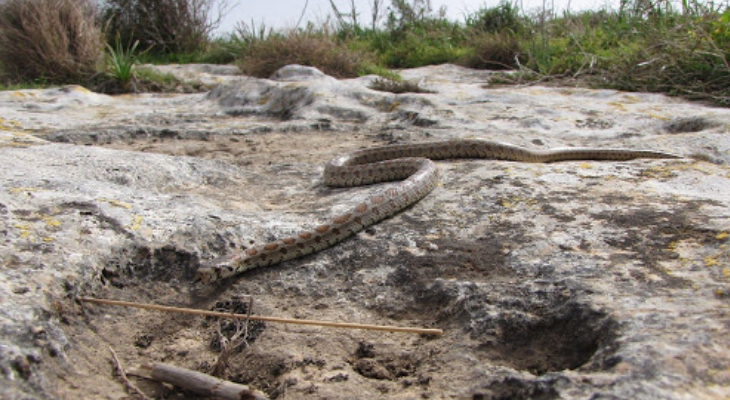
[
  {"xmin": 101, "ymin": 0, "xmax": 224, "ymax": 55},
  {"xmin": 104, "ymin": 37, "xmax": 141, "ymax": 92},
  {"xmin": 0, "ymin": 0, "xmax": 728, "ymax": 105},
  {"xmin": 368, "ymin": 77, "xmax": 435, "ymax": 93}
]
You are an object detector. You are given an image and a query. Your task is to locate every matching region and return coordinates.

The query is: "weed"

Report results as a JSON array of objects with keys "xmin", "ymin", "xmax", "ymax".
[
  {"xmin": 237, "ymin": 28, "xmax": 372, "ymax": 78},
  {"xmin": 0, "ymin": 0, "xmax": 103, "ymax": 83},
  {"xmin": 368, "ymin": 77, "xmax": 435, "ymax": 93},
  {"xmin": 358, "ymin": 63, "xmax": 402, "ymax": 80},
  {"xmin": 105, "ymin": 37, "xmax": 141, "ymax": 91}
]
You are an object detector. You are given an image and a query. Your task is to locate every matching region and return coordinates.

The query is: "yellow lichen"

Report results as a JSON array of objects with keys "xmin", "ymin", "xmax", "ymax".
[
  {"xmin": 386, "ymin": 101, "xmax": 401, "ymax": 112},
  {"xmin": 704, "ymin": 255, "xmax": 719, "ymax": 267},
  {"xmin": 668, "ymin": 240, "xmax": 679, "ymax": 250},
  {"xmin": 98, "ymin": 198, "xmax": 132, "ymax": 209},
  {"xmin": 716, "ymin": 232, "xmax": 728, "ymax": 240},
  {"xmin": 9, "ymin": 187, "xmax": 41, "ymax": 194},
  {"xmin": 500, "ymin": 196, "xmax": 538, "ymax": 209},
  {"xmin": 66, "ymin": 85, "xmax": 91, "ymax": 93},
  {"xmin": 126, "ymin": 215, "xmax": 143, "ymax": 230},
  {"xmin": 0, "ymin": 117, "xmax": 22, "ymax": 129},
  {"xmin": 643, "ymin": 111, "xmax": 671, "ymax": 121},
  {"xmin": 15, "ymin": 224, "xmax": 31, "ymax": 238},
  {"xmin": 607, "ymin": 101, "xmax": 627, "ymax": 111},
  {"xmin": 44, "ymin": 217, "xmax": 61, "ymax": 228}
]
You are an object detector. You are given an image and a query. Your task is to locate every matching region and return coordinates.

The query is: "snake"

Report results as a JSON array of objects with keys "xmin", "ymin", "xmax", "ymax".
[{"xmin": 195, "ymin": 139, "xmax": 679, "ymax": 283}]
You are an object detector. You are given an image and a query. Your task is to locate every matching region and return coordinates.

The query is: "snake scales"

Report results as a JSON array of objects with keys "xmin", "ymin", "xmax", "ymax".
[{"xmin": 196, "ymin": 139, "xmax": 678, "ymax": 283}]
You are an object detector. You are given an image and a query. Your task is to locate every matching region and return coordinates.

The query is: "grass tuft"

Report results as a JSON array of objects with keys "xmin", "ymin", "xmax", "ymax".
[
  {"xmin": 460, "ymin": 31, "xmax": 521, "ymax": 70},
  {"xmin": 368, "ymin": 77, "xmax": 435, "ymax": 93},
  {"xmin": 105, "ymin": 37, "xmax": 141, "ymax": 91},
  {"xmin": 237, "ymin": 29, "xmax": 373, "ymax": 79},
  {"xmin": 0, "ymin": 0, "xmax": 103, "ymax": 84}
]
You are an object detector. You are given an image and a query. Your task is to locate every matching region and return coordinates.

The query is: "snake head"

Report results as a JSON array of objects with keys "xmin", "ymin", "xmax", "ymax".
[{"xmin": 195, "ymin": 255, "xmax": 240, "ymax": 284}]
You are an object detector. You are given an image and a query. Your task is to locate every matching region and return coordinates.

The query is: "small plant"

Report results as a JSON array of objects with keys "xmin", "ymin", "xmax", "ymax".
[
  {"xmin": 368, "ymin": 77, "xmax": 435, "ymax": 94},
  {"xmin": 358, "ymin": 63, "xmax": 402, "ymax": 80},
  {"xmin": 105, "ymin": 37, "xmax": 141, "ymax": 91}
]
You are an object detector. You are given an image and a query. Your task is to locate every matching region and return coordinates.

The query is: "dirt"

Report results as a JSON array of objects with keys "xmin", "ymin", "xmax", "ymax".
[{"xmin": 44, "ymin": 129, "xmax": 616, "ymax": 400}]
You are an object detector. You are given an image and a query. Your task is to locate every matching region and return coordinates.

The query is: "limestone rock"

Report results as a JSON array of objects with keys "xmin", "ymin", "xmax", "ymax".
[{"xmin": 0, "ymin": 64, "xmax": 729, "ymax": 399}]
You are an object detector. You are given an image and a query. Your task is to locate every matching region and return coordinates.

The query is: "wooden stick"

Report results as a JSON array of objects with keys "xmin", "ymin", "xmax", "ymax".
[
  {"xmin": 109, "ymin": 346, "xmax": 152, "ymax": 400},
  {"xmin": 78, "ymin": 297, "xmax": 443, "ymax": 336},
  {"xmin": 142, "ymin": 363, "xmax": 268, "ymax": 400}
]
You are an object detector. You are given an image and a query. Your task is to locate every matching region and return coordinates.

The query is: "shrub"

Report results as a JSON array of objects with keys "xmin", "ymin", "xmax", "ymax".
[
  {"xmin": 102, "ymin": 0, "xmax": 226, "ymax": 55},
  {"xmin": 461, "ymin": 31, "xmax": 521, "ymax": 70},
  {"xmin": 599, "ymin": 21, "xmax": 730, "ymax": 104},
  {"xmin": 467, "ymin": 1, "xmax": 525, "ymax": 34},
  {"xmin": 0, "ymin": 0, "xmax": 103, "ymax": 83},
  {"xmin": 371, "ymin": 17, "xmax": 468, "ymax": 68},
  {"xmin": 238, "ymin": 30, "xmax": 372, "ymax": 78}
]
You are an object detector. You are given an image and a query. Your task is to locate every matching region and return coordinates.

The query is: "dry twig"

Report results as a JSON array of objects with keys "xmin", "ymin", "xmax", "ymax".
[
  {"xmin": 109, "ymin": 346, "xmax": 152, "ymax": 400},
  {"xmin": 211, "ymin": 295, "xmax": 254, "ymax": 376},
  {"xmin": 141, "ymin": 363, "xmax": 268, "ymax": 400},
  {"xmin": 78, "ymin": 297, "xmax": 443, "ymax": 335}
]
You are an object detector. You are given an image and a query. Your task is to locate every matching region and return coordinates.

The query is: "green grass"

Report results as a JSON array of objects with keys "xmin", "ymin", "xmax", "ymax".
[
  {"xmin": 105, "ymin": 37, "xmax": 140, "ymax": 90},
  {"xmin": 1, "ymin": 0, "xmax": 729, "ymax": 104},
  {"xmin": 0, "ymin": 79, "xmax": 50, "ymax": 91}
]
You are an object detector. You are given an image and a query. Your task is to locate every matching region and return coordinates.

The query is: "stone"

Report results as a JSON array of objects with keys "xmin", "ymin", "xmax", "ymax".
[{"xmin": 0, "ymin": 64, "xmax": 729, "ymax": 399}]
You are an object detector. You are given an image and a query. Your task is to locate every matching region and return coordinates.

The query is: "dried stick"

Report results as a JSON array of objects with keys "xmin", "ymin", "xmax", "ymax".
[
  {"xmin": 212, "ymin": 295, "xmax": 254, "ymax": 376},
  {"xmin": 78, "ymin": 297, "xmax": 443, "ymax": 335},
  {"xmin": 141, "ymin": 363, "xmax": 268, "ymax": 400},
  {"xmin": 109, "ymin": 346, "xmax": 152, "ymax": 400}
]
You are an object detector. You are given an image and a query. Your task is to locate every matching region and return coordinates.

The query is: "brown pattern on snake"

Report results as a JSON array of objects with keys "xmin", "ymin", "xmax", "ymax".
[{"xmin": 195, "ymin": 139, "xmax": 679, "ymax": 283}]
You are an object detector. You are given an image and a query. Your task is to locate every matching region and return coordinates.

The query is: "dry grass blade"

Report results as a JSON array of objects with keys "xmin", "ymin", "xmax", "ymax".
[
  {"xmin": 109, "ymin": 346, "xmax": 152, "ymax": 400},
  {"xmin": 0, "ymin": 0, "xmax": 103, "ymax": 83},
  {"xmin": 211, "ymin": 295, "xmax": 254, "ymax": 376},
  {"xmin": 238, "ymin": 29, "xmax": 371, "ymax": 78}
]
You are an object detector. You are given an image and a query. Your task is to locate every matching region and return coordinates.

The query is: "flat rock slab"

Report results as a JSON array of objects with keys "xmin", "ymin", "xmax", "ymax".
[{"xmin": 1, "ymin": 64, "xmax": 729, "ymax": 399}]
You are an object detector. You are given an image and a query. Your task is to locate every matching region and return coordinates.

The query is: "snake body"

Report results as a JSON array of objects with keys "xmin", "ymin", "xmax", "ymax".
[{"xmin": 196, "ymin": 139, "xmax": 678, "ymax": 283}]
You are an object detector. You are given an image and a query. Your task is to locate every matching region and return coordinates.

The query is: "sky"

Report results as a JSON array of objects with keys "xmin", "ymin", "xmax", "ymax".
[{"xmin": 215, "ymin": 0, "xmax": 621, "ymax": 34}]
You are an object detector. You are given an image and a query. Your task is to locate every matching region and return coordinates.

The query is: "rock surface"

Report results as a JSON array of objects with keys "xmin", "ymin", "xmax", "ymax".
[{"xmin": 1, "ymin": 64, "xmax": 729, "ymax": 399}]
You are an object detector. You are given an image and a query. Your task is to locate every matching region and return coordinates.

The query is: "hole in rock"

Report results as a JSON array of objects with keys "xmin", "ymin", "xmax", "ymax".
[
  {"xmin": 472, "ymin": 376, "xmax": 560, "ymax": 400},
  {"xmin": 481, "ymin": 301, "xmax": 616, "ymax": 375},
  {"xmin": 101, "ymin": 244, "xmax": 199, "ymax": 287}
]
